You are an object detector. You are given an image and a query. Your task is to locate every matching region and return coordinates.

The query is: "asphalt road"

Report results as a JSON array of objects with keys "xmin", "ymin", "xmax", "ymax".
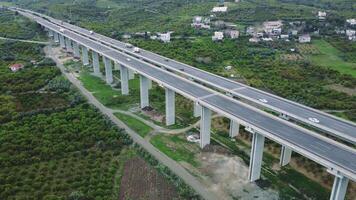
[
  {"xmin": 44, "ymin": 46, "xmax": 219, "ymax": 200},
  {"xmin": 29, "ymin": 13, "xmax": 356, "ymax": 181},
  {"xmin": 27, "ymin": 8, "xmax": 356, "ymax": 144}
]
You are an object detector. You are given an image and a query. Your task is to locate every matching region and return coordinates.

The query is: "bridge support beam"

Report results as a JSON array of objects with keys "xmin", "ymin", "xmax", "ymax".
[
  {"xmin": 73, "ymin": 42, "xmax": 80, "ymax": 58},
  {"xmin": 82, "ymin": 47, "xmax": 89, "ymax": 66},
  {"xmin": 128, "ymin": 69, "xmax": 135, "ymax": 80},
  {"xmin": 92, "ymin": 51, "xmax": 100, "ymax": 75},
  {"xmin": 120, "ymin": 65, "xmax": 129, "ymax": 95},
  {"xmin": 103, "ymin": 57, "xmax": 113, "ymax": 84},
  {"xmin": 53, "ymin": 32, "xmax": 59, "ymax": 43},
  {"xmin": 165, "ymin": 88, "xmax": 175, "ymax": 126},
  {"xmin": 279, "ymin": 146, "xmax": 292, "ymax": 166},
  {"xmin": 248, "ymin": 132, "xmax": 265, "ymax": 182},
  {"xmin": 59, "ymin": 34, "xmax": 65, "ymax": 49},
  {"xmin": 229, "ymin": 120, "xmax": 240, "ymax": 138},
  {"xmin": 140, "ymin": 75, "xmax": 149, "ymax": 108},
  {"xmin": 65, "ymin": 37, "xmax": 72, "ymax": 52},
  {"xmin": 330, "ymin": 173, "xmax": 349, "ymax": 200},
  {"xmin": 200, "ymin": 106, "xmax": 211, "ymax": 149},
  {"xmin": 194, "ymin": 102, "xmax": 202, "ymax": 117}
]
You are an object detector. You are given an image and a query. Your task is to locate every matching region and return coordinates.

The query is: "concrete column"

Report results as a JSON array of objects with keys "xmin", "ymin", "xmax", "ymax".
[
  {"xmin": 140, "ymin": 75, "xmax": 149, "ymax": 108},
  {"xmin": 330, "ymin": 174, "xmax": 349, "ymax": 200},
  {"xmin": 120, "ymin": 65, "xmax": 129, "ymax": 95},
  {"xmin": 194, "ymin": 102, "xmax": 202, "ymax": 117},
  {"xmin": 73, "ymin": 42, "xmax": 80, "ymax": 58},
  {"xmin": 54, "ymin": 32, "xmax": 59, "ymax": 43},
  {"xmin": 229, "ymin": 120, "xmax": 240, "ymax": 138},
  {"xmin": 103, "ymin": 56, "xmax": 113, "ymax": 84},
  {"xmin": 65, "ymin": 37, "xmax": 72, "ymax": 52},
  {"xmin": 92, "ymin": 51, "xmax": 100, "ymax": 75},
  {"xmin": 82, "ymin": 46, "xmax": 89, "ymax": 65},
  {"xmin": 48, "ymin": 30, "xmax": 53, "ymax": 37},
  {"xmin": 148, "ymin": 79, "xmax": 152, "ymax": 89},
  {"xmin": 200, "ymin": 106, "xmax": 212, "ymax": 149},
  {"xmin": 280, "ymin": 146, "xmax": 292, "ymax": 166},
  {"xmin": 128, "ymin": 69, "xmax": 135, "ymax": 80},
  {"xmin": 248, "ymin": 132, "xmax": 265, "ymax": 182},
  {"xmin": 59, "ymin": 34, "xmax": 66, "ymax": 48},
  {"xmin": 114, "ymin": 62, "xmax": 121, "ymax": 71},
  {"xmin": 165, "ymin": 88, "xmax": 175, "ymax": 126}
]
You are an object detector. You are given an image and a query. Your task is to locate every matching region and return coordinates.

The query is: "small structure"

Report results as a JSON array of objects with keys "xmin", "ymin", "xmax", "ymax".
[
  {"xmin": 249, "ymin": 37, "xmax": 260, "ymax": 43},
  {"xmin": 191, "ymin": 16, "xmax": 211, "ymax": 29},
  {"xmin": 193, "ymin": 16, "xmax": 203, "ymax": 23},
  {"xmin": 225, "ymin": 65, "xmax": 232, "ymax": 70},
  {"xmin": 262, "ymin": 37, "xmax": 273, "ymax": 42},
  {"xmin": 318, "ymin": 11, "xmax": 327, "ymax": 20},
  {"xmin": 246, "ymin": 26, "xmax": 255, "ymax": 36},
  {"xmin": 212, "ymin": 31, "xmax": 224, "ymax": 41},
  {"xmin": 298, "ymin": 34, "xmax": 311, "ymax": 43},
  {"xmin": 212, "ymin": 6, "xmax": 228, "ymax": 13},
  {"xmin": 263, "ymin": 20, "xmax": 283, "ymax": 35},
  {"xmin": 346, "ymin": 19, "xmax": 356, "ymax": 26},
  {"xmin": 291, "ymin": 30, "xmax": 298, "ymax": 36},
  {"xmin": 224, "ymin": 30, "xmax": 239, "ymax": 39},
  {"xmin": 159, "ymin": 32, "xmax": 171, "ymax": 43},
  {"xmin": 122, "ymin": 34, "xmax": 131, "ymax": 39},
  {"xmin": 346, "ymin": 29, "xmax": 356, "ymax": 41},
  {"xmin": 9, "ymin": 63, "xmax": 24, "ymax": 72},
  {"xmin": 280, "ymin": 34, "xmax": 289, "ymax": 39}
]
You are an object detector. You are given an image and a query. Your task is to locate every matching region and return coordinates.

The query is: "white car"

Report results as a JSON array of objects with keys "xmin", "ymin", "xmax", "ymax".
[
  {"xmin": 308, "ymin": 117, "xmax": 320, "ymax": 123},
  {"xmin": 258, "ymin": 98, "xmax": 268, "ymax": 103},
  {"xmin": 59, "ymin": 28, "xmax": 65, "ymax": 33},
  {"xmin": 89, "ymin": 30, "xmax": 94, "ymax": 35},
  {"xmin": 187, "ymin": 135, "xmax": 200, "ymax": 143},
  {"xmin": 133, "ymin": 47, "xmax": 140, "ymax": 53},
  {"xmin": 125, "ymin": 43, "xmax": 133, "ymax": 48}
]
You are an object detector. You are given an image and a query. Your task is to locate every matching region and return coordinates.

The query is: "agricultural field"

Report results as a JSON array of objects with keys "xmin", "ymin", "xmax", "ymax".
[{"xmin": 115, "ymin": 112, "xmax": 153, "ymax": 137}]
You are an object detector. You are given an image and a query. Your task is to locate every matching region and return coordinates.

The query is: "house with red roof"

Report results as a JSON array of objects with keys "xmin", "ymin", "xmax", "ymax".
[{"xmin": 9, "ymin": 63, "xmax": 24, "ymax": 72}]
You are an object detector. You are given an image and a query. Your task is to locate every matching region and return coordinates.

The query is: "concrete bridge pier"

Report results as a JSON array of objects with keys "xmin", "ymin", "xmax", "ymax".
[
  {"xmin": 65, "ymin": 37, "xmax": 72, "ymax": 52},
  {"xmin": 73, "ymin": 42, "xmax": 80, "ymax": 58},
  {"xmin": 59, "ymin": 34, "xmax": 66, "ymax": 49},
  {"xmin": 120, "ymin": 65, "xmax": 129, "ymax": 95},
  {"xmin": 194, "ymin": 102, "xmax": 202, "ymax": 117},
  {"xmin": 92, "ymin": 51, "xmax": 101, "ymax": 75},
  {"xmin": 48, "ymin": 30, "xmax": 53, "ymax": 37},
  {"xmin": 82, "ymin": 47, "xmax": 89, "ymax": 66},
  {"xmin": 329, "ymin": 171, "xmax": 349, "ymax": 200},
  {"xmin": 140, "ymin": 75, "xmax": 149, "ymax": 108},
  {"xmin": 165, "ymin": 88, "xmax": 175, "ymax": 126},
  {"xmin": 280, "ymin": 146, "xmax": 292, "ymax": 166},
  {"xmin": 229, "ymin": 120, "xmax": 240, "ymax": 138},
  {"xmin": 128, "ymin": 69, "xmax": 135, "ymax": 80},
  {"xmin": 103, "ymin": 57, "xmax": 113, "ymax": 84},
  {"xmin": 200, "ymin": 106, "xmax": 212, "ymax": 148},
  {"xmin": 148, "ymin": 79, "xmax": 152, "ymax": 89},
  {"xmin": 114, "ymin": 62, "xmax": 121, "ymax": 71},
  {"xmin": 248, "ymin": 132, "xmax": 265, "ymax": 182},
  {"xmin": 53, "ymin": 32, "xmax": 59, "ymax": 43}
]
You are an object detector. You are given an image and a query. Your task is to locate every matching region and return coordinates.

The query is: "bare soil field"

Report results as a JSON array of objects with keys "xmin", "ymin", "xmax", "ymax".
[{"xmin": 119, "ymin": 157, "xmax": 181, "ymax": 200}]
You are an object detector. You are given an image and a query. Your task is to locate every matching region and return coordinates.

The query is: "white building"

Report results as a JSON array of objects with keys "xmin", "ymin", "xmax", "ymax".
[
  {"xmin": 193, "ymin": 16, "xmax": 202, "ymax": 23},
  {"xmin": 159, "ymin": 32, "xmax": 171, "ymax": 43},
  {"xmin": 263, "ymin": 20, "xmax": 283, "ymax": 35},
  {"xmin": 346, "ymin": 29, "xmax": 356, "ymax": 41},
  {"xmin": 280, "ymin": 34, "xmax": 289, "ymax": 39},
  {"xmin": 298, "ymin": 34, "xmax": 311, "ymax": 43},
  {"xmin": 346, "ymin": 19, "xmax": 356, "ymax": 26},
  {"xmin": 291, "ymin": 30, "xmax": 298, "ymax": 36},
  {"xmin": 212, "ymin": 32, "xmax": 224, "ymax": 41},
  {"xmin": 225, "ymin": 30, "xmax": 239, "ymax": 39},
  {"xmin": 318, "ymin": 11, "xmax": 327, "ymax": 20},
  {"xmin": 262, "ymin": 37, "xmax": 273, "ymax": 42},
  {"xmin": 212, "ymin": 6, "xmax": 228, "ymax": 13},
  {"xmin": 249, "ymin": 37, "xmax": 260, "ymax": 43}
]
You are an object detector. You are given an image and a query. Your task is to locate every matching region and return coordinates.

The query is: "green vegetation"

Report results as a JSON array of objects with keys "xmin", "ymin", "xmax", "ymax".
[
  {"xmin": 307, "ymin": 39, "xmax": 356, "ymax": 77},
  {"xmin": 115, "ymin": 112, "xmax": 152, "ymax": 137},
  {"xmin": 150, "ymin": 134, "xmax": 200, "ymax": 167},
  {"xmin": 78, "ymin": 71, "xmax": 140, "ymax": 110}
]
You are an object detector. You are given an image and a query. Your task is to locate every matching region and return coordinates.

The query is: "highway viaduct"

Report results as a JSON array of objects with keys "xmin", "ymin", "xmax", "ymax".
[{"xmin": 11, "ymin": 8, "xmax": 356, "ymax": 200}]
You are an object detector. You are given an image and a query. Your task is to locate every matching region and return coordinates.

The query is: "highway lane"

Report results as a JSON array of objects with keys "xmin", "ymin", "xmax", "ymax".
[
  {"xmin": 21, "ymin": 8, "xmax": 356, "ymax": 144},
  {"xmin": 19, "ymin": 11, "xmax": 356, "ymax": 181}
]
